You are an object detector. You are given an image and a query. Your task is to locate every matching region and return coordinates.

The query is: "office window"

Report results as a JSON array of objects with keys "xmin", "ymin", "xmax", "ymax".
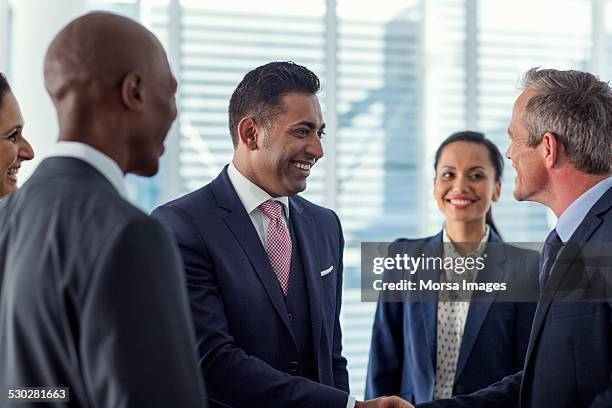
[{"xmin": 477, "ymin": 0, "xmax": 592, "ymax": 241}]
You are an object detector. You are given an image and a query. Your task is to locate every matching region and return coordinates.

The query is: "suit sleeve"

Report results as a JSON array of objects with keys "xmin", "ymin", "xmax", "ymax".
[
  {"xmin": 513, "ymin": 251, "xmax": 538, "ymax": 370},
  {"xmin": 513, "ymin": 302, "xmax": 536, "ymax": 371},
  {"xmin": 588, "ymin": 278, "xmax": 612, "ymax": 408},
  {"xmin": 330, "ymin": 210, "xmax": 350, "ymax": 393},
  {"xmin": 589, "ymin": 336, "xmax": 612, "ymax": 408},
  {"xmin": 80, "ymin": 216, "xmax": 206, "ymax": 408},
  {"xmin": 416, "ymin": 371, "xmax": 522, "ymax": 408},
  {"xmin": 365, "ymin": 239, "xmax": 413, "ymax": 399},
  {"xmin": 152, "ymin": 205, "xmax": 350, "ymax": 408},
  {"xmin": 364, "ymin": 298, "xmax": 405, "ymax": 399}
]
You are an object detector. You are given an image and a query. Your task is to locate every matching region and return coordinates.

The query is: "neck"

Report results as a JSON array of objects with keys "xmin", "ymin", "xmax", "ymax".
[
  {"xmin": 543, "ymin": 171, "xmax": 609, "ymax": 218},
  {"xmin": 58, "ymin": 128, "xmax": 128, "ymax": 174},
  {"xmin": 445, "ymin": 218, "xmax": 487, "ymax": 255},
  {"xmin": 55, "ymin": 97, "xmax": 129, "ymax": 174},
  {"xmin": 232, "ymin": 154, "xmax": 281, "ymax": 198},
  {"xmin": 232, "ymin": 155, "xmax": 253, "ymax": 182}
]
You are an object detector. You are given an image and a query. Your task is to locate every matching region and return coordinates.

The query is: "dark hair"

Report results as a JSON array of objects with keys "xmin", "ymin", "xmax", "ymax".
[
  {"xmin": 0, "ymin": 72, "xmax": 12, "ymax": 111},
  {"xmin": 433, "ymin": 131, "xmax": 505, "ymax": 238},
  {"xmin": 228, "ymin": 61, "xmax": 321, "ymax": 147}
]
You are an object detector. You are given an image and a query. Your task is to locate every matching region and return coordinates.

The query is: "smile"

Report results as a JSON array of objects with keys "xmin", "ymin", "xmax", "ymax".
[
  {"xmin": 446, "ymin": 198, "xmax": 476, "ymax": 208},
  {"xmin": 291, "ymin": 161, "xmax": 312, "ymax": 171},
  {"xmin": 6, "ymin": 166, "xmax": 19, "ymax": 182}
]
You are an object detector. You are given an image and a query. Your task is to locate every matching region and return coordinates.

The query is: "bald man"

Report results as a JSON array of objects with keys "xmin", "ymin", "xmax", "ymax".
[{"xmin": 0, "ymin": 12, "xmax": 205, "ymax": 407}]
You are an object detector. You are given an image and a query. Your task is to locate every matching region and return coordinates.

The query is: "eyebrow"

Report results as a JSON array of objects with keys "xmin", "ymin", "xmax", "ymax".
[
  {"xmin": 440, "ymin": 165, "xmax": 486, "ymax": 171},
  {"xmin": 2, "ymin": 125, "xmax": 22, "ymax": 136},
  {"xmin": 292, "ymin": 121, "xmax": 326, "ymax": 131}
]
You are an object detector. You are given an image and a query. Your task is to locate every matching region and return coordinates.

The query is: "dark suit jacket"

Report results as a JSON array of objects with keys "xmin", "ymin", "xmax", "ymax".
[
  {"xmin": 365, "ymin": 231, "xmax": 539, "ymax": 404},
  {"xmin": 0, "ymin": 157, "xmax": 205, "ymax": 407},
  {"xmin": 418, "ymin": 186, "xmax": 612, "ymax": 408},
  {"xmin": 151, "ymin": 166, "xmax": 350, "ymax": 408}
]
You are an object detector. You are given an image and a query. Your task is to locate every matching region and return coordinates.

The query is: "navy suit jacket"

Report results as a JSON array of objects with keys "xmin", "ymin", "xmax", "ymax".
[
  {"xmin": 365, "ymin": 230, "xmax": 539, "ymax": 404},
  {"xmin": 418, "ymin": 187, "xmax": 612, "ymax": 408},
  {"xmin": 152, "ymin": 166, "xmax": 350, "ymax": 408}
]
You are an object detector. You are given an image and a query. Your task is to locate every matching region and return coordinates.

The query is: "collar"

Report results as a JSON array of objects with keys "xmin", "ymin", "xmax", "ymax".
[
  {"xmin": 227, "ymin": 161, "xmax": 289, "ymax": 218},
  {"xmin": 556, "ymin": 176, "xmax": 612, "ymax": 242},
  {"xmin": 44, "ymin": 141, "xmax": 127, "ymax": 198},
  {"xmin": 443, "ymin": 224, "xmax": 490, "ymax": 258}
]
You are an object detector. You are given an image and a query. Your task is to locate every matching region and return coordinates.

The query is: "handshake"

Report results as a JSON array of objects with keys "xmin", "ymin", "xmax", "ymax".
[{"xmin": 356, "ymin": 396, "xmax": 414, "ymax": 408}]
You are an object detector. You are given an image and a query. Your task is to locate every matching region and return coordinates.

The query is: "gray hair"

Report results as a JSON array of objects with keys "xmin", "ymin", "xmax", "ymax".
[{"xmin": 521, "ymin": 67, "xmax": 612, "ymax": 175}]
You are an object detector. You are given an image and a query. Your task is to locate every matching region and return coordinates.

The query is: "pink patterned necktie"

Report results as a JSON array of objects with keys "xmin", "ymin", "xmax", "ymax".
[{"xmin": 259, "ymin": 200, "xmax": 292, "ymax": 295}]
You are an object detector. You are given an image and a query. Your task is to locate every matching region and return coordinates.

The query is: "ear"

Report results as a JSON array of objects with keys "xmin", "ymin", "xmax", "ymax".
[
  {"xmin": 121, "ymin": 71, "xmax": 144, "ymax": 110},
  {"xmin": 237, "ymin": 117, "xmax": 259, "ymax": 151},
  {"xmin": 541, "ymin": 131, "xmax": 559, "ymax": 169},
  {"xmin": 492, "ymin": 180, "xmax": 501, "ymax": 202}
]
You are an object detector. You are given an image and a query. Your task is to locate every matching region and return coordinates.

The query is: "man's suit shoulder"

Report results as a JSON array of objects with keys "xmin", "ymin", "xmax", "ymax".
[
  {"xmin": 292, "ymin": 194, "xmax": 339, "ymax": 221},
  {"xmin": 155, "ymin": 183, "xmax": 216, "ymax": 216},
  {"xmin": 593, "ymin": 204, "xmax": 612, "ymax": 240},
  {"xmin": 61, "ymin": 178, "xmax": 148, "ymax": 227},
  {"xmin": 290, "ymin": 195, "xmax": 344, "ymax": 242},
  {"xmin": 11, "ymin": 172, "xmax": 168, "ymax": 257},
  {"xmin": 155, "ymin": 182, "xmax": 342, "ymax": 227},
  {"xmin": 590, "ymin": 186, "xmax": 612, "ymax": 239}
]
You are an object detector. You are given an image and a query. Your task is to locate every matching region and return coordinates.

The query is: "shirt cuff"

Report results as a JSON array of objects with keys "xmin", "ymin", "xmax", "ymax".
[{"xmin": 346, "ymin": 395, "xmax": 357, "ymax": 408}]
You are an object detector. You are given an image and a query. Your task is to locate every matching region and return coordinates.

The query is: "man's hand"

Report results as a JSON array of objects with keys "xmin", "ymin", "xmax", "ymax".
[{"xmin": 355, "ymin": 396, "xmax": 415, "ymax": 408}]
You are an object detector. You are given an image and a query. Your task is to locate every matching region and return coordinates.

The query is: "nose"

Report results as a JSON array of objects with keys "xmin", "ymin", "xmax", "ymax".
[
  {"xmin": 306, "ymin": 134, "xmax": 324, "ymax": 160},
  {"xmin": 18, "ymin": 135, "xmax": 34, "ymax": 161},
  {"xmin": 505, "ymin": 144, "xmax": 511, "ymax": 160},
  {"xmin": 171, "ymin": 95, "xmax": 178, "ymax": 123},
  {"xmin": 451, "ymin": 174, "xmax": 470, "ymax": 192}
]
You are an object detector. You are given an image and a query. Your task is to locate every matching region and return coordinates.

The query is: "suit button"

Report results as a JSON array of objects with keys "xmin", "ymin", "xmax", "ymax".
[
  {"xmin": 288, "ymin": 361, "xmax": 300, "ymax": 373},
  {"xmin": 288, "ymin": 313, "xmax": 294, "ymax": 321},
  {"xmin": 454, "ymin": 385, "xmax": 464, "ymax": 394}
]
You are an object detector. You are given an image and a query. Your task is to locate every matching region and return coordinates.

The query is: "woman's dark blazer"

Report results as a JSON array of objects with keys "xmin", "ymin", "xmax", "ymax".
[{"xmin": 365, "ymin": 229, "xmax": 539, "ymax": 404}]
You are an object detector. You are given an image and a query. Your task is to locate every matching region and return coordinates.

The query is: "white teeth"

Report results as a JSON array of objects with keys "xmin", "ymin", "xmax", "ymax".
[
  {"xmin": 7, "ymin": 168, "xmax": 18, "ymax": 176},
  {"xmin": 292, "ymin": 162, "xmax": 311, "ymax": 171},
  {"xmin": 450, "ymin": 199, "xmax": 472, "ymax": 206}
]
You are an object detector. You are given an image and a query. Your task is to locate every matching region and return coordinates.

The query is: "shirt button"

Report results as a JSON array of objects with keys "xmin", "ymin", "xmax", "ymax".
[
  {"xmin": 288, "ymin": 313, "xmax": 294, "ymax": 321},
  {"xmin": 288, "ymin": 361, "xmax": 300, "ymax": 373},
  {"xmin": 455, "ymin": 384, "xmax": 464, "ymax": 394}
]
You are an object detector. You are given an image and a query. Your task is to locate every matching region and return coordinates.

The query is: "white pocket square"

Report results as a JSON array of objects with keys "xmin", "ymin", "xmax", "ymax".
[{"xmin": 320, "ymin": 266, "xmax": 334, "ymax": 276}]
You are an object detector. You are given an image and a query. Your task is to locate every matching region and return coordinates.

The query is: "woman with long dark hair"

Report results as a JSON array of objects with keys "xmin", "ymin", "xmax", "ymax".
[{"xmin": 365, "ymin": 131, "xmax": 539, "ymax": 404}]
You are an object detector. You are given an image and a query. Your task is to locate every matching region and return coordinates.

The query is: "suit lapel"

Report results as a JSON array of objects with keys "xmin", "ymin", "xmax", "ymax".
[
  {"xmin": 416, "ymin": 233, "xmax": 442, "ymax": 383},
  {"xmin": 419, "ymin": 298, "xmax": 438, "ymax": 384},
  {"xmin": 523, "ymin": 187, "xmax": 611, "ymax": 377},
  {"xmin": 289, "ymin": 197, "xmax": 323, "ymax": 364},
  {"xmin": 524, "ymin": 215, "xmax": 602, "ymax": 366},
  {"xmin": 455, "ymin": 232, "xmax": 507, "ymax": 382},
  {"xmin": 212, "ymin": 167, "xmax": 294, "ymax": 337}
]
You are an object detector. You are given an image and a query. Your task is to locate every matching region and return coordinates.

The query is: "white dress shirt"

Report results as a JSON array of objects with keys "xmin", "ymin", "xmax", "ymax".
[
  {"xmin": 555, "ymin": 176, "xmax": 612, "ymax": 242},
  {"xmin": 226, "ymin": 162, "xmax": 356, "ymax": 408},
  {"xmin": 433, "ymin": 225, "xmax": 490, "ymax": 399},
  {"xmin": 42, "ymin": 141, "xmax": 127, "ymax": 198},
  {"xmin": 226, "ymin": 161, "xmax": 290, "ymax": 245}
]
